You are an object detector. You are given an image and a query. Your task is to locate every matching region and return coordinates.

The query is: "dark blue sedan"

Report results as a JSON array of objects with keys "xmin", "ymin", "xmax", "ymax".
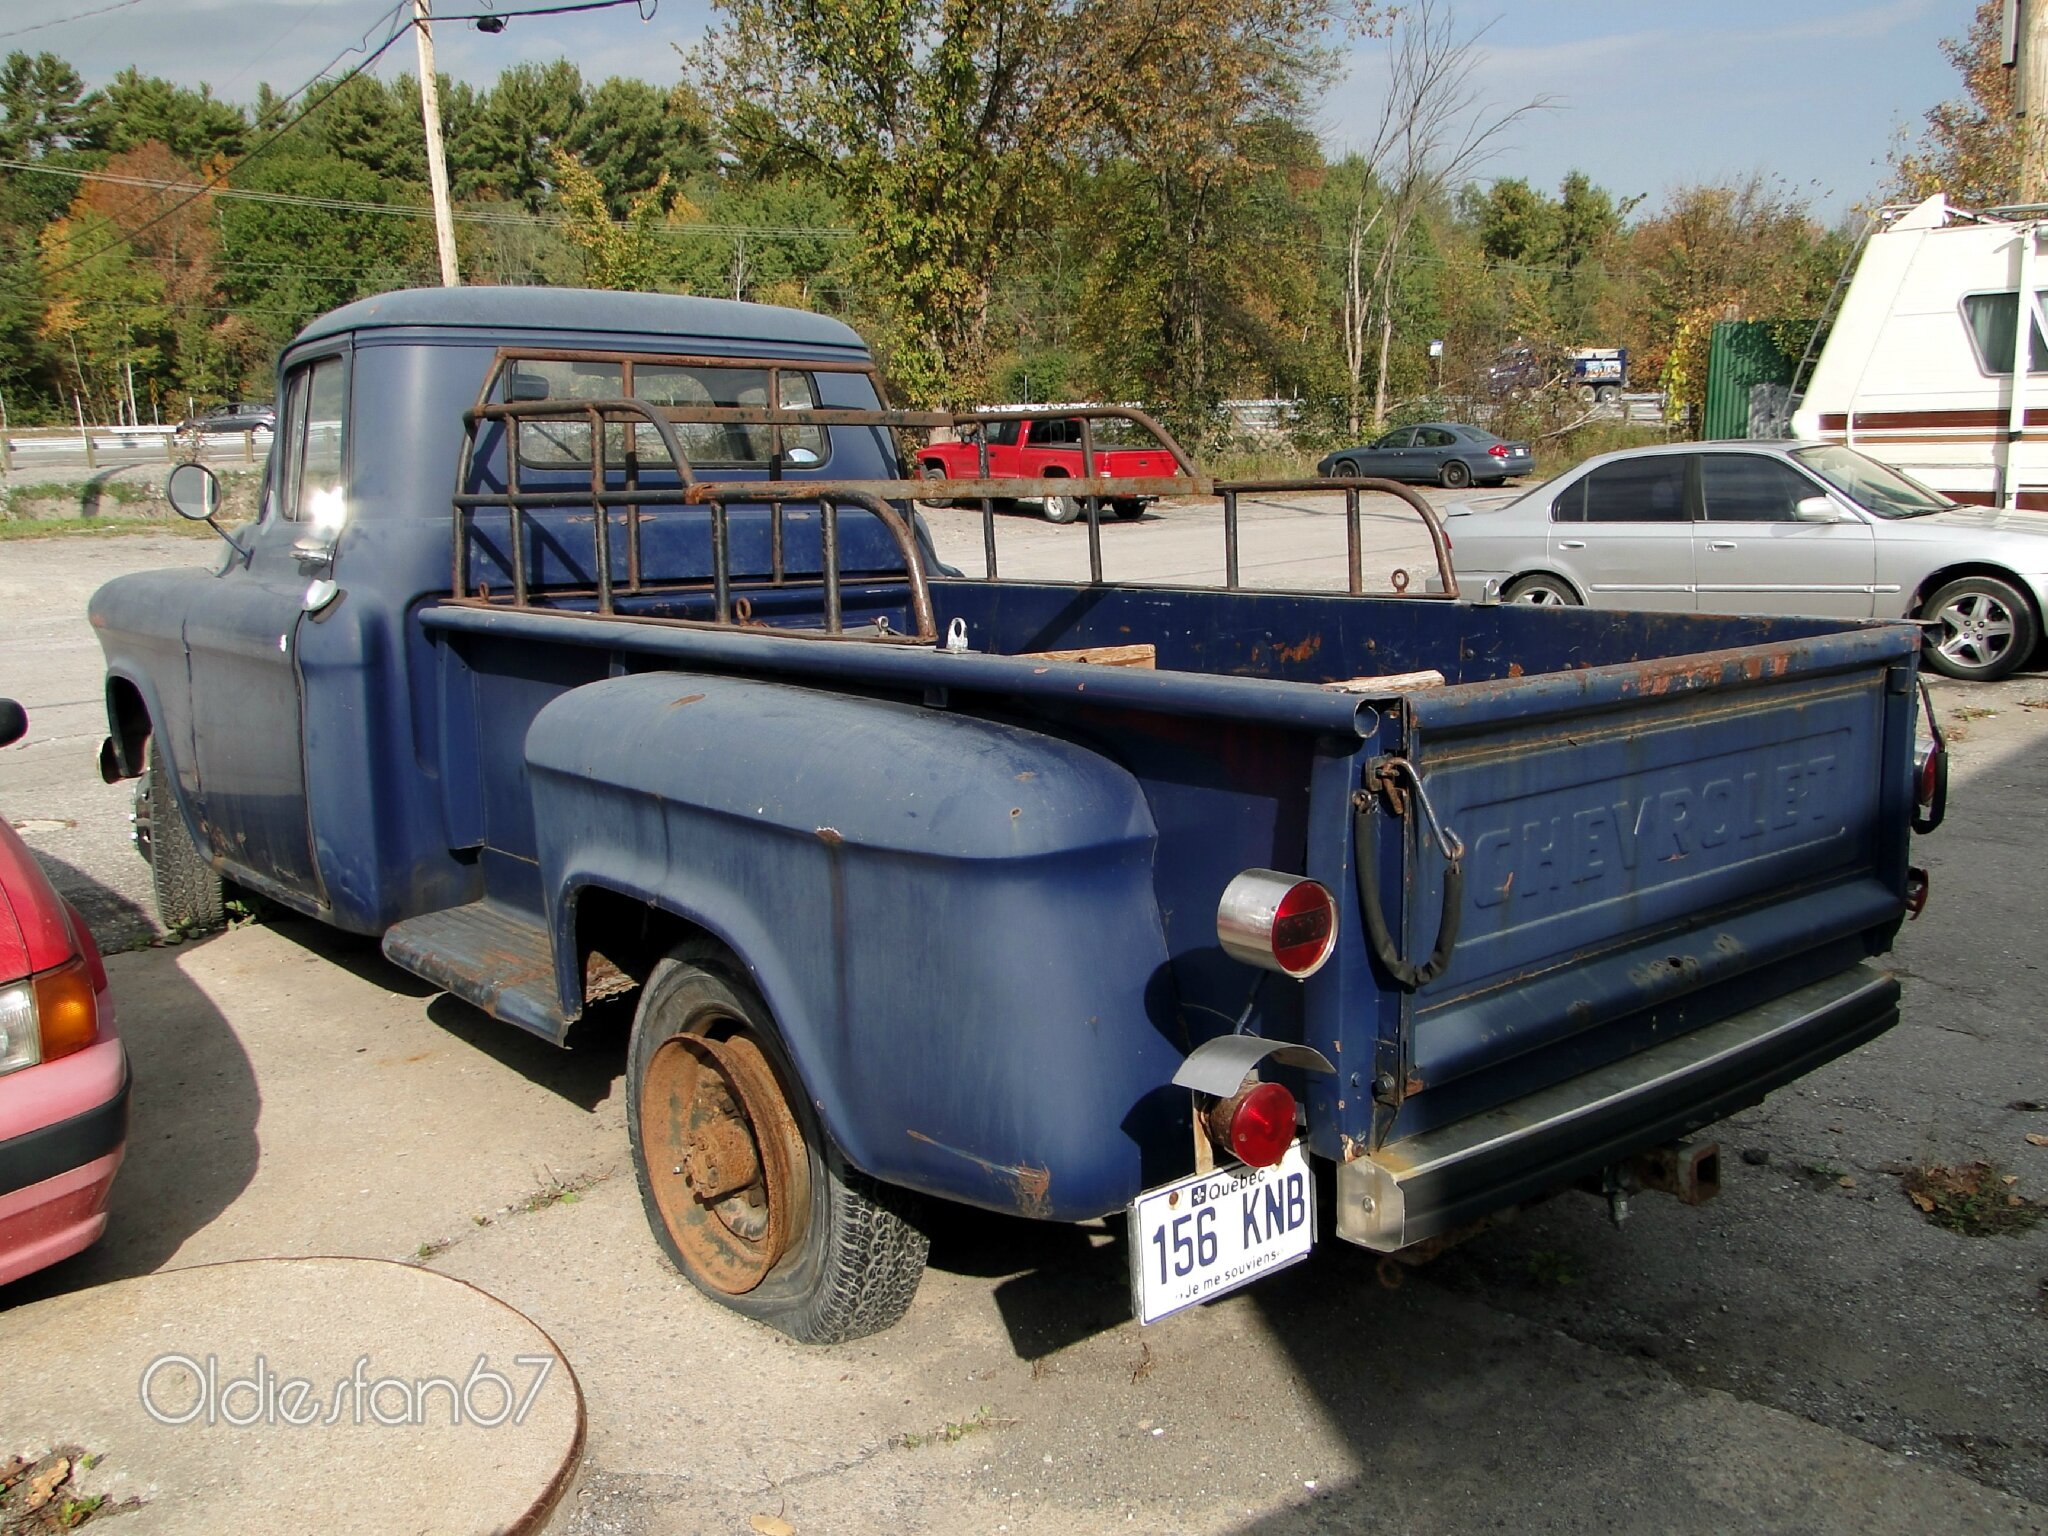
[{"xmin": 1317, "ymin": 421, "xmax": 1534, "ymax": 488}]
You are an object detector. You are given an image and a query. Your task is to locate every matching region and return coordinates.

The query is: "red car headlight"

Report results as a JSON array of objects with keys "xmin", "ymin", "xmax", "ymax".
[{"xmin": 0, "ymin": 980, "xmax": 39, "ymax": 1075}]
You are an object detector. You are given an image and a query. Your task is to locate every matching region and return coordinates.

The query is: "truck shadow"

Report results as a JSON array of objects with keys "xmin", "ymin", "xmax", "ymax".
[
  {"xmin": 927, "ymin": 1206, "xmax": 1134, "ymax": 1358},
  {"xmin": 0, "ymin": 858, "xmax": 260, "ymax": 1306},
  {"xmin": 260, "ymin": 918, "xmax": 627, "ymax": 1114}
]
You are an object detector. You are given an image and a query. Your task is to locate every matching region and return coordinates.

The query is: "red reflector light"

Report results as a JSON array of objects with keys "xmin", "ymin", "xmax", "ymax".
[
  {"xmin": 1217, "ymin": 870, "xmax": 1338, "ymax": 978},
  {"xmin": 1228, "ymin": 1082, "xmax": 1297, "ymax": 1168}
]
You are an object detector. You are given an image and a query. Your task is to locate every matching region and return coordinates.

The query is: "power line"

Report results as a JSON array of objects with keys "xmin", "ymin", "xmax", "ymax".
[
  {"xmin": 1, "ymin": 157, "xmax": 859, "ymax": 240},
  {"xmin": 31, "ymin": 0, "xmax": 660, "ymax": 285},
  {"xmin": 0, "ymin": 0, "xmax": 143, "ymax": 41}
]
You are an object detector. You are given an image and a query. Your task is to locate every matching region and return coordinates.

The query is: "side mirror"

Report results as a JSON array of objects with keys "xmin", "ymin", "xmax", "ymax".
[
  {"xmin": 0, "ymin": 699, "xmax": 24, "ymax": 750},
  {"xmin": 1792, "ymin": 494, "xmax": 1845, "ymax": 523},
  {"xmin": 167, "ymin": 461, "xmax": 220, "ymax": 521},
  {"xmin": 167, "ymin": 461, "xmax": 249, "ymax": 560}
]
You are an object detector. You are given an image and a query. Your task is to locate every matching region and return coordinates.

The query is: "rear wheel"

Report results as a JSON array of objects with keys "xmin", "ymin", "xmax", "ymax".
[
  {"xmin": 1439, "ymin": 459, "xmax": 1472, "ymax": 489},
  {"xmin": 1501, "ymin": 574, "xmax": 1581, "ymax": 607},
  {"xmin": 1919, "ymin": 575, "xmax": 2038, "ymax": 681},
  {"xmin": 140, "ymin": 736, "xmax": 224, "ymax": 934},
  {"xmin": 1042, "ymin": 486, "xmax": 1082, "ymax": 524},
  {"xmin": 1111, "ymin": 498, "xmax": 1145, "ymax": 521},
  {"xmin": 627, "ymin": 948, "xmax": 928, "ymax": 1343}
]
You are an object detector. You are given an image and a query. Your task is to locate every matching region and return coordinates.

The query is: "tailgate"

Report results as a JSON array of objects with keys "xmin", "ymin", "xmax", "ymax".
[{"xmin": 1377, "ymin": 630, "xmax": 1919, "ymax": 1140}]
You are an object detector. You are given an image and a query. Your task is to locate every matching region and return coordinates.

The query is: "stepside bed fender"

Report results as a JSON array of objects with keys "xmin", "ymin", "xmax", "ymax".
[{"xmin": 523, "ymin": 671, "xmax": 1185, "ymax": 1220}]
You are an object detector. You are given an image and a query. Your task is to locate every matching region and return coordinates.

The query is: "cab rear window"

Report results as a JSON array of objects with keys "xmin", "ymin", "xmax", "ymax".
[{"xmin": 501, "ymin": 356, "xmax": 827, "ymax": 471}]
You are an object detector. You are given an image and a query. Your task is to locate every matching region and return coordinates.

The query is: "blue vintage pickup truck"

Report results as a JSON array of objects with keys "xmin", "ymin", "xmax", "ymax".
[{"xmin": 89, "ymin": 288, "xmax": 1943, "ymax": 1342}]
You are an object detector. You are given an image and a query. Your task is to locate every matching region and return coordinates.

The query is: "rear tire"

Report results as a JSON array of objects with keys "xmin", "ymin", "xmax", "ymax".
[
  {"xmin": 917, "ymin": 461, "xmax": 951, "ymax": 509},
  {"xmin": 141, "ymin": 736, "xmax": 225, "ymax": 934},
  {"xmin": 1440, "ymin": 459, "xmax": 1472, "ymax": 489},
  {"xmin": 627, "ymin": 947, "xmax": 928, "ymax": 1343},
  {"xmin": 1501, "ymin": 574, "xmax": 1581, "ymax": 607},
  {"xmin": 1919, "ymin": 575, "xmax": 2037, "ymax": 681},
  {"xmin": 1042, "ymin": 487, "xmax": 1082, "ymax": 524},
  {"xmin": 1111, "ymin": 498, "xmax": 1145, "ymax": 521}
]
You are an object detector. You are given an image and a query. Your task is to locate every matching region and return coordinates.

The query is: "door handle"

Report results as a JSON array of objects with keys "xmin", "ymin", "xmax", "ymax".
[
  {"xmin": 1559, "ymin": 539, "xmax": 1586, "ymax": 549},
  {"xmin": 1707, "ymin": 540, "xmax": 1737, "ymax": 550}
]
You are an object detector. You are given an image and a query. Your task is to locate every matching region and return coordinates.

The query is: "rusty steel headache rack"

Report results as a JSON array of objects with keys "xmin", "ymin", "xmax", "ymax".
[{"xmin": 448, "ymin": 392, "xmax": 1460, "ymax": 646}]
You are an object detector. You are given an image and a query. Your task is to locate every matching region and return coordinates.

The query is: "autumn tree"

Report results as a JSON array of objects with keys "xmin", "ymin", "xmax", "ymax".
[
  {"xmin": 1891, "ymin": 0, "xmax": 2016, "ymax": 208},
  {"xmin": 1338, "ymin": 1, "xmax": 1550, "ymax": 432},
  {"xmin": 551, "ymin": 146, "xmax": 677, "ymax": 290}
]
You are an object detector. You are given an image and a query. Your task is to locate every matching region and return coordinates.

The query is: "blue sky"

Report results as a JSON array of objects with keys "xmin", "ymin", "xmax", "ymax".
[{"xmin": 16, "ymin": 0, "xmax": 1965, "ymax": 219}]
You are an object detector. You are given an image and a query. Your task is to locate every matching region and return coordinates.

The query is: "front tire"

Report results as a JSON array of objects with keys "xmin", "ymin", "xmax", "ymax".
[
  {"xmin": 1920, "ymin": 575, "xmax": 2038, "ymax": 681},
  {"xmin": 1440, "ymin": 459, "xmax": 1472, "ymax": 489},
  {"xmin": 1501, "ymin": 574, "xmax": 1581, "ymax": 607},
  {"xmin": 140, "ymin": 736, "xmax": 225, "ymax": 933},
  {"xmin": 627, "ymin": 948, "xmax": 928, "ymax": 1343}
]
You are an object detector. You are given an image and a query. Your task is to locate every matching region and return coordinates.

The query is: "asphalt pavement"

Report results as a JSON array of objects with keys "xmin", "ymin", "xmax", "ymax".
[{"xmin": 0, "ymin": 510, "xmax": 2044, "ymax": 1535}]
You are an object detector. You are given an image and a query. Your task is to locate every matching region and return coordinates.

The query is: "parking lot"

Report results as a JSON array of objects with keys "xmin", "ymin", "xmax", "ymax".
[{"xmin": 2, "ymin": 500, "xmax": 2045, "ymax": 1534}]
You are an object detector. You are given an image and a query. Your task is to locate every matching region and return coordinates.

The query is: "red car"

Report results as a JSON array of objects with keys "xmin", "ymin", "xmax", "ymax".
[
  {"xmin": 918, "ymin": 415, "xmax": 1182, "ymax": 523},
  {"xmin": 0, "ymin": 699, "xmax": 127, "ymax": 1286}
]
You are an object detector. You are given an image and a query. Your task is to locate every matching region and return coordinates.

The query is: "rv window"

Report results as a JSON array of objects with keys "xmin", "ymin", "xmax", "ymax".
[{"xmin": 1961, "ymin": 291, "xmax": 2048, "ymax": 375}]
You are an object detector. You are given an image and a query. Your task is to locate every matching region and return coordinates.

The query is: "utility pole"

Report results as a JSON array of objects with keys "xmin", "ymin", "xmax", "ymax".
[
  {"xmin": 414, "ymin": 0, "xmax": 461, "ymax": 286},
  {"xmin": 2013, "ymin": 0, "xmax": 2048, "ymax": 203}
]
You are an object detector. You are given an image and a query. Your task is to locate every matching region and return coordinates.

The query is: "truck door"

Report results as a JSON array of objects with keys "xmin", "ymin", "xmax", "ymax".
[
  {"xmin": 180, "ymin": 350, "xmax": 345, "ymax": 897},
  {"xmin": 1693, "ymin": 452, "xmax": 1875, "ymax": 619}
]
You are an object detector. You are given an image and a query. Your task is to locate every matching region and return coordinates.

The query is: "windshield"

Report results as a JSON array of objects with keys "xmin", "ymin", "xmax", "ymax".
[{"xmin": 1790, "ymin": 444, "xmax": 1956, "ymax": 519}]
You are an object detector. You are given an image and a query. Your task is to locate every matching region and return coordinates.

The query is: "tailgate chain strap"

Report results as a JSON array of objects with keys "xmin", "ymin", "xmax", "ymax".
[{"xmin": 1354, "ymin": 757, "xmax": 1465, "ymax": 991}]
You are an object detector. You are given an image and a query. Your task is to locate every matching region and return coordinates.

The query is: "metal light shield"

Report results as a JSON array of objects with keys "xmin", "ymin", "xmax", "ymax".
[{"xmin": 1216, "ymin": 869, "xmax": 1338, "ymax": 979}]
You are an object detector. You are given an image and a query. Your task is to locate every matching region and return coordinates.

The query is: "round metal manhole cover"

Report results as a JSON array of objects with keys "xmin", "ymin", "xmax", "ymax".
[{"xmin": 9, "ymin": 818, "xmax": 75, "ymax": 835}]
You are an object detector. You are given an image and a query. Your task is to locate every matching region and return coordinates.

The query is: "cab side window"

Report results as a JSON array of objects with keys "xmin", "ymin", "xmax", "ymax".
[{"xmin": 276, "ymin": 355, "xmax": 347, "ymax": 524}]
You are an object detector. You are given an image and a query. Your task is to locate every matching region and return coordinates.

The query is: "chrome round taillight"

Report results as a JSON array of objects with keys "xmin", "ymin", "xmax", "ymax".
[{"xmin": 1216, "ymin": 869, "xmax": 1338, "ymax": 979}]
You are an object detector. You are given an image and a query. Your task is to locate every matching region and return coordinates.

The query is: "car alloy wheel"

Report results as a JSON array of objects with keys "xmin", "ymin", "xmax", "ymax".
[
  {"xmin": 1501, "ymin": 574, "xmax": 1580, "ymax": 607},
  {"xmin": 1921, "ymin": 575, "xmax": 2038, "ymax": 682}
]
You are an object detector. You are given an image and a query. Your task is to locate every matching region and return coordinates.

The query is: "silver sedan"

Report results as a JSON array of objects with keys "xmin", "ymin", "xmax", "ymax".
[{"xmin": 1444, "ymin": 440, "xmax": 2048, "ymax": 681}]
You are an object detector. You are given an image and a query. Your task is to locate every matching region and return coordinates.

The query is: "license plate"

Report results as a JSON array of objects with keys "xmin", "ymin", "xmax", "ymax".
[{"xmin": 1128, "ymin": 1143, "xmax": 1314, "ymax": 1325}]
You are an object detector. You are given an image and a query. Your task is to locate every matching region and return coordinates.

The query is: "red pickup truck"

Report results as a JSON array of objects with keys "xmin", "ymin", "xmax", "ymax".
[{"xmin": 918, "ymin": 415, "xmax": 1182, "ymax": 522}]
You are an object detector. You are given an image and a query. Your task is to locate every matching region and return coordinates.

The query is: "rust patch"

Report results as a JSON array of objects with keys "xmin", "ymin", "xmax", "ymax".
[
  {"xmin": 1507, "ymin": 662, "xmax": 1523, "ymax": 677},
  {"xmin": 583, "ymin": 949, "xmax": 636, "ymax": 1003},
  {"xmin": 1015, "ymin": 771, "xmax": 1037, "ymax": 782},
  {"xmin": 668, "ymin": 693, "xmax": 706, "ymax": 709},
  {"xmin": 1274, "ymin": 634, "xmax": 1322, "ymax": 665},
  {"xmin": 906, "ymin": 1130, "xmax": 1054, "ymax": 1217},
  {"xmin": 815, "ymin": 826, "xmax": 844, "ymax": 845}
]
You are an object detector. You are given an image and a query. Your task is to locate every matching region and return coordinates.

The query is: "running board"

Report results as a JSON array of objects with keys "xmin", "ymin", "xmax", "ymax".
[{"xmin": 382, "ymin": 899, "xmax": 570, "ymax": 1043}]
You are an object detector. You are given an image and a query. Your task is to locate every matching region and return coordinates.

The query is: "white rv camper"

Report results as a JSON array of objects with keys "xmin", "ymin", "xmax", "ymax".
[{"xmin": 1793, "ymin": 195, "xmax": 2046, "ymax": 511}]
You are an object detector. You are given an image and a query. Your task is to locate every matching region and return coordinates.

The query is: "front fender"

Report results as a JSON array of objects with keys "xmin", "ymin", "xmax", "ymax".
[{"xmin": 525, "ymin": 672, "xmax": 1185, "ymax": 1220}]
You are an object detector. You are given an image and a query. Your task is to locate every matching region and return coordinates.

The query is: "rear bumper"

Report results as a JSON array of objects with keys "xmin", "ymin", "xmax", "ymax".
[{"xmin": 1333, "ymin": 963, "xmax": 1898, "ymax": 1252}]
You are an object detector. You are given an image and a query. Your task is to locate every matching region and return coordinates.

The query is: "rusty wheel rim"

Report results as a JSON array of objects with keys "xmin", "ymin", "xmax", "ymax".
[{"xmin": 641, "ymin": 1029, "xmax": 809, "ymax": 1294}]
